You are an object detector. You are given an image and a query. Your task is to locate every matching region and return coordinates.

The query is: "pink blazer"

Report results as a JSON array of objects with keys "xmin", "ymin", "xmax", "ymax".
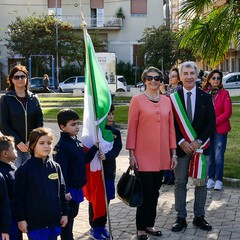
[
  {"xmin": 126, "ymin": 93, "xmax": 176, "ymax": 172},
  {"xmin": 213, "ymin": 89, "xmax": 232, "ymax": 134}
]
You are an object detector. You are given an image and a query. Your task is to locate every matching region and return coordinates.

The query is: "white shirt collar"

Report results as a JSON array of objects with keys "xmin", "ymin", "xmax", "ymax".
[{"xmin": 183, "ymin": 86, "xmax": 196, "ymax": 95}]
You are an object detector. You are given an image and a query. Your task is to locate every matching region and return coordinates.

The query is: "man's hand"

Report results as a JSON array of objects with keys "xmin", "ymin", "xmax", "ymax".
[
  {"xmin": 190, "ymin": 140, "xmax": 201, "ymax": 154},
  {"xmin": 60, "ymin": 216, "xmax": 68, "ymax": 227},
  {"xmin": 1, "ymin": 233, "xmax": 9, "ymax": 240},
  {"xmin": 65, "ymin": 192, "xmax": 72, "ymax": 201},
  {"xmin": 179, "ymin": 141, "xmax": 194, "ymax": 155}
]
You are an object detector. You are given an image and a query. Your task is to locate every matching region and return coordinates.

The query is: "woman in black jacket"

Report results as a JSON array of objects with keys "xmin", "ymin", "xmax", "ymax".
[{"xmin": 0, "ymin": 65, "xmax": 43, "ymax": 168}]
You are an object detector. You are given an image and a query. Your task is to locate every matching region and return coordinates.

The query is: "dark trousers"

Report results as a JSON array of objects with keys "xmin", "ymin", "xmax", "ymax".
[
  {"xmin": 88, "ymin": 201, "xmax": 109, "ymax": 228},
  {"xmin": 61, "ymin": 201, "xmax": 79, "ymax": 240},
  {"xmin": 136, "ymin": 171, "xmax": 163, "ymax": 230}
]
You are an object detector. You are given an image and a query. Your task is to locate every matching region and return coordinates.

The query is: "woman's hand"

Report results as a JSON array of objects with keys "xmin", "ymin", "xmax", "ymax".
[
  {"xmin": 129, "ymin": 156, "xmax": 138, "ymax": 169},
  {"xmin": 171, "ymin": 156, "xmax": 178, "ymax": 169},
  {"xmin": 18, "ymin": 220, "xmax": 28, "ymax": 233},
  {"xmin": 98, "ymin": 151, "xmax": 106, "ymax": 161},
  {"xmin": 17, "ymin": 142, "xmax": 29, "ymax": 153}
]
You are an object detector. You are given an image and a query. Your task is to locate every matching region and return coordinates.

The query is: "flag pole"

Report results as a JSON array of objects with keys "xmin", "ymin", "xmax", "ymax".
[{"xmin": 81, "ymin": 13, "xmax": 113, "ymax": 240}]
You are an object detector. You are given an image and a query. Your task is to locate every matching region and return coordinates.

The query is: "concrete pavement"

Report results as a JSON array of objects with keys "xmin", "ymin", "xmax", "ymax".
[{"xmin": 23, "ymin": 123, "xmax": 240, "ymax": 240}]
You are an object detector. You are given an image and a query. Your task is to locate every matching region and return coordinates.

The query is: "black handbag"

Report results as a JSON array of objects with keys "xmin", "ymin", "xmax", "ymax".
[{"xmin": 117, "ymin": 165, "xmax": 143, "ymax": 207}]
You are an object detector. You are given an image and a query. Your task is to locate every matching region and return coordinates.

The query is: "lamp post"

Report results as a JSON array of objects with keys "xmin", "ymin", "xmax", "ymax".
[{"xmin": 55, "ymin": 0, "xmax": 59, "ymax": 88}]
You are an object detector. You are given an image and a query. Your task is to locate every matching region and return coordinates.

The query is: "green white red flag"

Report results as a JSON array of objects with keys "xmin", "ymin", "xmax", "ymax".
[{"xmin": 82, "ymin": 32, "xmax": 114, "ymax": 220}]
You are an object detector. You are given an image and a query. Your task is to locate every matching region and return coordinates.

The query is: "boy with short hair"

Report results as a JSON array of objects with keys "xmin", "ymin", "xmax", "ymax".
[
  {"xmin": 53, "ymin": 108, "xmax": 103, "ymax": 240},
  {"xmin": 0, "ymin": 135, "xmax": 18, "ymax": 240}
]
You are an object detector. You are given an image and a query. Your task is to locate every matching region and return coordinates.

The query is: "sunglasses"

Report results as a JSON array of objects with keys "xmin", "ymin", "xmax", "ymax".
[
  {"xmin": 169, "ymin": 74, "xmax": 178, "ymax": 78},
  {"xmin": 146, "ymin": 75, "xmax": 161, "ymax": 82},
  {"xmin": 13, "ymin": 75, "xmax": 27, "ymax": 80},
  {"xmin": 211, "ymin": 77, "xmax": 221, "ymax": 81}
]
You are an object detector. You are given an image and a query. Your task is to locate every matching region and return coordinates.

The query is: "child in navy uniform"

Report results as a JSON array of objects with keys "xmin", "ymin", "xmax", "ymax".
[
  {"xmin": 54, "ymin": 108, "xmax": 103, "ymax": 240},
  {"xmin": 0, "ymin": 136, "xmax": 18, "ymax": 240},
  {"xmin": 0, "ymin": 172, "xmax": 11, "ymax": 240},
  {"xmin": 14, "ymin": 127, "xmax": 68, "ymax": 240},
  {"xmin": 89, "ymin": 104, "xmax": 122, "ymax": 240}
]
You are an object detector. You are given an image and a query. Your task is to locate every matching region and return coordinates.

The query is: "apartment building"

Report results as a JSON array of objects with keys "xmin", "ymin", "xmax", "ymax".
[{"xmin": 0, "ymin": 0, "xmax": 164, "ymax": 83}]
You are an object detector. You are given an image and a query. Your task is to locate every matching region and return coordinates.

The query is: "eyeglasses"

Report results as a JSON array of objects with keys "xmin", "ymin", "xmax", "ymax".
[
  {"xmin": 13, "ymin": 75, "xmax": 27, "ymax": 80},
  {"xmin": 146, "ymin": 75, "xmax": 161, "ymax": 82},
  {"xmin": 211, "ymin": 77, "xmax": 221, "ymax": 81},
  {"xmin": 169, "ymin": 74, "xmax": 178, "ymax": 78}
]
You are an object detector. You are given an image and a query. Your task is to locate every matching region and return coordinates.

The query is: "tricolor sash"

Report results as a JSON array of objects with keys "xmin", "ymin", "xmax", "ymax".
[{"xmin": 170, "ymin": 92, "xmax": 210, "ymax": 183}]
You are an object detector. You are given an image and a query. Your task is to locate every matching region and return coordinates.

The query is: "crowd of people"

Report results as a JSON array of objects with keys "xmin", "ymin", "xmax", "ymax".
[{"xmin": 0, "ymin": 62, "xmax": 232, "ymax": 240}]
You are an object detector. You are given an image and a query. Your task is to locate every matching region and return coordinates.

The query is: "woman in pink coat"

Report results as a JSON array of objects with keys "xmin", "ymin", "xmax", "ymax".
[
  {"xmin": 202, "ymin": 69, "xmax": 232, "ymax": 191},
  {"xmin": 126, "ymin": 66, "xmax": 177, "ymax": 240}
]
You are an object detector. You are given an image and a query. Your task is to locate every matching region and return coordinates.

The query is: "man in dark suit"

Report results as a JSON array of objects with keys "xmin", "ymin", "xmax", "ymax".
[{"xmin": 171, "ymin": 62, "xmax": 216, "ymax": 232}]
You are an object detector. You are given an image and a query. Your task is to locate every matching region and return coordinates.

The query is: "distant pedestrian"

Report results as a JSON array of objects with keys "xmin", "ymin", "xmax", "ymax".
[
  {"xmin": 42, "ymin": 74, "xmax": 51, "ymax": 93},
  {"xmin": 202, "ymin": 69, "xmax": 232, "ymax": 191},
  {"xmin": 14, "ymin": 127, "xmax": 68, "ymax": 240}
]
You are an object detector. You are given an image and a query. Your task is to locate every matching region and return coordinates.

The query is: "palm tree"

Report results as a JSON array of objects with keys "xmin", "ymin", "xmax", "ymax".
[{"xmin": 178, "ymin": 0, "xmax": 240, "ymax": 67}]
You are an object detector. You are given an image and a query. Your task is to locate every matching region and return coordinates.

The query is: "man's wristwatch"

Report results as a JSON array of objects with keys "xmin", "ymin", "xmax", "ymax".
[{"xmin": 197, "ymin": 139, "xmax": 203, "ymax": 144}]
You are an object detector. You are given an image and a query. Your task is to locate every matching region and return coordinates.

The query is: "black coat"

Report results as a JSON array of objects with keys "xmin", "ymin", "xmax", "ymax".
[
  {"xmin": 102, "ymin": 126, "xmax": 122, "ymax": 179},
  {"xmin": 0, "ymin": 90, "xmax": 43, "ymax": 144},
  {"xmin": 53, "ymin": 132, "xmax": 98, "ymax": 191},
  {"xmin": 0, "ymin": 173, "xmax": 11, "ymax": 234},
  {"xmin": 13, "ymin": 157, "xmax": 68, "ymax": 231},
  {"xmin": 174, "ymin": 87, "xmax": 216, "ymax": 157}
]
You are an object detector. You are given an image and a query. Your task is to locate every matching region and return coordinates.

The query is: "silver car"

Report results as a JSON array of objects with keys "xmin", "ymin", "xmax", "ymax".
[
  {"xmin": 223, "ymin": 72, "xmax": 240, "ymax": 89},
  {"xmin": 59, "ymin": 76, "xmax": 85, "ymax": 93}
]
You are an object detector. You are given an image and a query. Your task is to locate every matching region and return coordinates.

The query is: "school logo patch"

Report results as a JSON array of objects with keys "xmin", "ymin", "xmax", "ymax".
[{"xmin": 48, "ymin": 173, "xmax": 58, "ymax": 180}]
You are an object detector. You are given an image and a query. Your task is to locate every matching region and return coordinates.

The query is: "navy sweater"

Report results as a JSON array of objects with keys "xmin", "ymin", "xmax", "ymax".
[
  {"xmin": 53, "ymin": 132, "xmax": 98, "ymax": 191},
  {"xmin": 13, "ymin": 157, "xmax": 68, "ymax": 231}
]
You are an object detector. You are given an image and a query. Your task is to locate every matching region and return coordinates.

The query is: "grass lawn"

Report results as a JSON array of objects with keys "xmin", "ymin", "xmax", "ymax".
[{"xmin": 41, "ymin": 95, "xmax": 240, "ymax": 179}]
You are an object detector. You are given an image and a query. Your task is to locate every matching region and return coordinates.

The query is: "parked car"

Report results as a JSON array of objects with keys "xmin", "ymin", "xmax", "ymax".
[
  {"xmin": 30, "ymin": 77, "xmax": 58, "ymax": 93},
  {"xmin": 223, "ymin": 72, "xmax": 240, "ymax": 89},
  {"xmin": 135, "ymin": 81, "xmax": 145, "ymax": 92},
  {"xmin": 59, "ymin": 76, "xmax": 85, "ymax": 93}
]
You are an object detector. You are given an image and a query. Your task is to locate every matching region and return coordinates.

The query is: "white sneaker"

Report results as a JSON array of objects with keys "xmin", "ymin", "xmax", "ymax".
[
  {"xmin": 207, "ymin": 179, "xmax": 215, "ymax": 189},
  {"xmin": 214, "ymin": 180, "xmax": 223, "ymax": 191}
]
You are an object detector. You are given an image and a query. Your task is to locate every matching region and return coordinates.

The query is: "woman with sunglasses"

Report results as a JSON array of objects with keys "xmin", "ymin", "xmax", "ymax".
[
  {"xmin": 202, "ymin": 69, "xmax": 232, "ymax": 191},
  {"xmin": 126, "ymin": 66, "xmax": 177, "ymax": 240},
  {"xmin": 0, "ymin": 65, "xmax": 43, "ymax": 168}
]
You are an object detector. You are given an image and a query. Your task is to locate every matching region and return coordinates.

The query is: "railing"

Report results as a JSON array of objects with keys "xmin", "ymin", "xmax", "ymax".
[{"xmin": 61, "ymin": 15, "xmax": 122, "ymax": 29}]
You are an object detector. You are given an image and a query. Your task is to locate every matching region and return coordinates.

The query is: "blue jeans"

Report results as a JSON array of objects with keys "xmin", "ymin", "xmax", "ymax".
[
  {"xmin": 174, "ymin": 154, "xmax": 208, "ymax": 218},
  {"xmin": 208, "ymin": 132, "xmax": 228, "ymax": 181}
]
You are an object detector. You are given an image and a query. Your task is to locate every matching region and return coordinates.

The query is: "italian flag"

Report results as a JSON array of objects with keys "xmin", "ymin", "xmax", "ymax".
[{"xmin": 82, "ymin": 32, "xmax": 114, "ymax": 220}]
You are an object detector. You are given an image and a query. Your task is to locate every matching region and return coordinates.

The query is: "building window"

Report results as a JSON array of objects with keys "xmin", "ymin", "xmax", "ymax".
[
  {"xmin": 232, "ymin": 59, "xmax": 235, "ymax": 72},
  {"xmin": 226, "ymin": 59, "xmax": 229, "ymax": 72},
  {"xmin": 131, "ymin": 0, "xmax": 147, "ymax": 14}
]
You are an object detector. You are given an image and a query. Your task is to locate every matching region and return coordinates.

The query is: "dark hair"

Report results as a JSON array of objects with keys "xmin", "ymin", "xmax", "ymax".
[
  {"xmin": 202, "ymin": 69, "xmax": 223, "ymax": 90},
  {"xmin": 141, "ymin": 66, "xmax": 163, "ymax": 83},
  {"xmin": 109, "ymin": 104, "xmax": 115, "ymax": 113},
  {"xmin": 0, "ymin": 136, "xmax": 15, "ymax": 156},
  {"xmin": 57, "ymin": 108, "xmax": 80, "ymax": 128},
  {"xmin": 28, "ymin": 127, "xmax": 54, "ymax": 156},
  {"xmin": 7, "ymin": 65, "xmax": 30, "ymax": 91}
]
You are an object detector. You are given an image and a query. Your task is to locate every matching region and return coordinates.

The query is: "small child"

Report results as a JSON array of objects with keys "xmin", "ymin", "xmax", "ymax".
[
  {"xmin": 13, "ymin": 127, "xmax": 68, "ymax": 240},
  {"xmin": 0, "ymin": 172, "xmax": 11, "ymax": 240},
  {"xmin": 0, "ymin": 135, "xmax": 18, "ymax": 240},
  {"xmin": 89, "ymin": 104, "xmax": 122, "ymax": 240},
  {"xmin": 53, "ymin": 108, "xmax": 103, "ymax": 240}
]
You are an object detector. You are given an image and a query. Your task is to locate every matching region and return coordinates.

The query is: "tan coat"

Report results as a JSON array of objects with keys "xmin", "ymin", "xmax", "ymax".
[{"xmin": 126, "ymin": 93, "xmax": 176, "ymax": 172}]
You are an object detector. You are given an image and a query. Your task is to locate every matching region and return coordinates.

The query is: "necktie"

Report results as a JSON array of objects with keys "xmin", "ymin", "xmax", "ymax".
[{"xmin": 186, "ymin": 92, "xmax": 192, "ymax": 123}]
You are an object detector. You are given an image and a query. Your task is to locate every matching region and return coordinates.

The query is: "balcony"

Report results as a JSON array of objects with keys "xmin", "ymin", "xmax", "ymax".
[{"xmin": 61, "ymin": 15, "xmax": 122, "ymax": 30}]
